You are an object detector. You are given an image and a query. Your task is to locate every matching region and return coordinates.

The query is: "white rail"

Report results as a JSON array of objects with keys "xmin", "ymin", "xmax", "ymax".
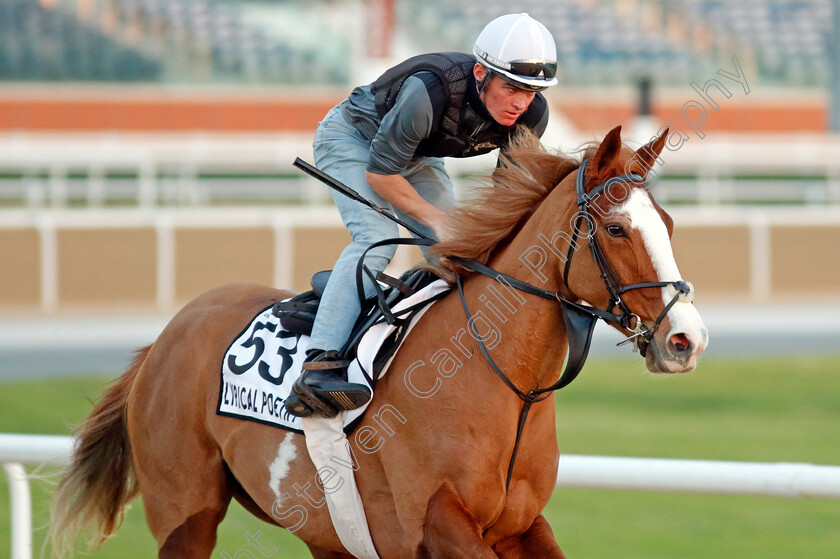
[
  {"xmin": 0, "ymin": 435, "xmax": 74, "ymax": 466},
  {"xmin": 1, "ymin": 435, "xmax": 73, "ymax": 559},
  {"xmin": 3, "ymin": 434, "xmax": 840, "ymax": 559},
  {"xmin": 3, "ymin": 133, "xmax": 840, "ymax": 207},
  {"xmin": 554, "ymin": 455, "xmax": 840, "ymax": 499},
  {"xmin": 2, "ymin": 205, "xmax": 840, "ymax": 313},
  {"xmin": 2, "ymin": 464, "xmax": 30, "ymax": 559}
]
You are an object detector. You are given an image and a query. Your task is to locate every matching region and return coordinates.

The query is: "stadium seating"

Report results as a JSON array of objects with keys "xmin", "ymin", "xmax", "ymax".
[
  {"xmin": 0, "ymin": 0, "xmax": 160, "ymax": 81},
  {"xmin": 671, "ymin": 0, "xmax": 819, "ymax": 86},
  {"xmin": 401, "ymin": 0, "xmax": 831, "ymax": 87},
  {"xmin": 0, "ymin": 0, "xmax": 830, "ymax": 86},
  {"xmin": 0, "ymin": 0, "xmax": 348, "ymax": 84}
]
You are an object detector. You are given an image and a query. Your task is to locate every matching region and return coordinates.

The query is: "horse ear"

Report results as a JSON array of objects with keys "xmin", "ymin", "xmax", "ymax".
[
  {"xmin": 631, "ymin": 127, "xmax": 669, "ymax": 178},
  {"xmin": 589, "ymin": 125, "xmax": 623, "ymax": 181}
]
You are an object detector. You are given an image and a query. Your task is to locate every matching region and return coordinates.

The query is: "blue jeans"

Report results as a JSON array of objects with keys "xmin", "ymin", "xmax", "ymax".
[{"xmin": 308, "ymin": 105, "xmax": 455, "ymax": 353}]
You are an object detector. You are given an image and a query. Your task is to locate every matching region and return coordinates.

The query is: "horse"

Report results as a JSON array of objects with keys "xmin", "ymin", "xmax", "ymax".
[{"xmin": 50, "ymin": 125, "xmax": 708, "ymax": 559}]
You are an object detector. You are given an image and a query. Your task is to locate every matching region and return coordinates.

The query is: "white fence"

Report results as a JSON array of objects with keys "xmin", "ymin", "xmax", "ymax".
[
  {"xmin": 1, "ymin": 435, "xmax": 73, "ymax": 559},
  {"xmin": 3, "ymin": 434, "xmax": 840, "ymax": 559},
  {"xmin": 0, "ymin": 133, "xmax": 331, "ymax": 208},
  {"xmin": 3, "ymin": 132, "xmax": 840, "ymax": 207},
  {"xmin": 3, "ymin": 205, "xmax": 840, "ymax": 313}
]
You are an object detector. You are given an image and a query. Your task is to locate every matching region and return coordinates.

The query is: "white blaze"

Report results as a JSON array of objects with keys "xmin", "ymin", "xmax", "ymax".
[
  {"xmin": 617, "ymin": 190, "xmax": 708, "ymax": 352},
  {"xmin": 269, "ymin": 431, "xmax": 298, "ymax": 498}
]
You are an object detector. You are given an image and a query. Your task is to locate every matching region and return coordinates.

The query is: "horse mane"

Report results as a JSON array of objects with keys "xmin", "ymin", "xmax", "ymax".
[{"xmin": 429, "ymin": 128, "xmax": 600, "ymax": 278}]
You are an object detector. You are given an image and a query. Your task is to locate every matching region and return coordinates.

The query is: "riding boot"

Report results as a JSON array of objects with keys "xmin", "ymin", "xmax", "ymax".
[{"xmin": 285, "ymin": 350, "xmax": 371, "ymax": 418}]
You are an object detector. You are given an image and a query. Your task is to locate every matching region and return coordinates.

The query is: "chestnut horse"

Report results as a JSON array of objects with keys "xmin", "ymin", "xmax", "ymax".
[{"xmin": 51, "ymin": 126, "xmax": 708, "ymax": 558}]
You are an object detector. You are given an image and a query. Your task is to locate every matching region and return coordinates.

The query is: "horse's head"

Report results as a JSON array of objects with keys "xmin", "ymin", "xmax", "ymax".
[
  {"xmin": 431, "ymin": 125, "xmax": 708, "ymax": 374},
  {"xmin": 563, "ymin": 125, "xmax": 708, "ymax": 373}
]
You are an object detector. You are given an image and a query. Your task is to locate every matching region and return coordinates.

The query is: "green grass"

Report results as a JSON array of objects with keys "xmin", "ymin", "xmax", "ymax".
[
  {"xmin": 1, "ymin": 355, "xmax": 839, "ymax": 558},
  {"xmin": 548, "ymin": 355, "xmax": 840, "ymax": 558}
]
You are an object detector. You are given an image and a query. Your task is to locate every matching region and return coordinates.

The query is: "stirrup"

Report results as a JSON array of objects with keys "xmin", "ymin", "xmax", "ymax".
[{"xmin": 290, "ymin": 351, "xmax": 371, "ymax": 418}]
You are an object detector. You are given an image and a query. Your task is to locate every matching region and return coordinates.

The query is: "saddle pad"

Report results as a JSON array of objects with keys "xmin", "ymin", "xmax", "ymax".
[{"xmin": 217, "ymin": 279, "xmax": 450, "ymax": 433}]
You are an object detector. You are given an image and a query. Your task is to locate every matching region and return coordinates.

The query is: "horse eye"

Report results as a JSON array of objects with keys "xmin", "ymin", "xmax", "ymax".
[{"xmin": 606, "ymin": 224, "xmax": 627, "ymax": 238}]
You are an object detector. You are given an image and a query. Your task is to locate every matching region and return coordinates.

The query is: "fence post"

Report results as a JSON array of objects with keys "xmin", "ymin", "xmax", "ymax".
[{"xmin": 3, "ymin": 463, "xmax": 31, "ymax": 559}]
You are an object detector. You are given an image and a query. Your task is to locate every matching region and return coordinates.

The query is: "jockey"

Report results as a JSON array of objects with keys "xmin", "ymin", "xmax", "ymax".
[{"xmin": 286, "ymin": 13, "xmax": 560, "ymax": 418}]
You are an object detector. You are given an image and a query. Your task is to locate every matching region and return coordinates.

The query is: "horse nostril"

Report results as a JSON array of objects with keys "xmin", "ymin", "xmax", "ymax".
[{"xmin": 669, "ymin": 333, "xmax": 691, "ymax": 354}]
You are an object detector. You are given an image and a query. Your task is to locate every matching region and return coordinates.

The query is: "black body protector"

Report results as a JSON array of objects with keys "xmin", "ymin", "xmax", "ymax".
[{"xmin": 371, "ymin": 52, "xmax": 548, "ymax": 158}]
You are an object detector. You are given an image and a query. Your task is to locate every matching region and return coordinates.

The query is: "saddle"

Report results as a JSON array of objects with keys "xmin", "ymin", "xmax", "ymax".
[{"xmin": 272, "ymin": 267, "xmax": 446, "ymax": 376}]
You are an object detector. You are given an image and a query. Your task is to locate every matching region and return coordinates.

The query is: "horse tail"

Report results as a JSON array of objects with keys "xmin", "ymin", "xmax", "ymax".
[{"xmin": 50, "ymin": 345, "xmax": 150, "ymax": 558}]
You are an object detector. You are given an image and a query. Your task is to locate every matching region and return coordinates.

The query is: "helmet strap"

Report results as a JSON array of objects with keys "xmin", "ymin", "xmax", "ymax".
[{"xmin": 477, "ymin": 69, "xmax": 491, "ymax": 93}]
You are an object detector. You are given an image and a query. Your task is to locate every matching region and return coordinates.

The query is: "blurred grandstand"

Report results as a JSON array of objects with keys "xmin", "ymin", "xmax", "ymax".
[
  {"xmin": 402, "ymin": 0, "xmax": 831, "ymax": 87},
  {"xmin": 0, "ymin": 0, "xmax": 833, "ymax": 205},
  {"xmin": 0, "ymin": 0, "xmax": 839, "ymax": 311},
  {"xmin": 0, "ymin": 0, "xmax": 836, "ymax": 207},
  {"xmin": 0, "ymin": 0, "xmax": 350, "ymax": 84},
  {"xmin": 0, "ymin": 0, "xmax": 831, "ymax": 87}
]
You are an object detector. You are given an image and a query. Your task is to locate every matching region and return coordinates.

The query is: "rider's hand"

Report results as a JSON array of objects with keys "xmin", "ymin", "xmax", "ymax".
[{"xmin": 428, "ymin": 211, "xmax": 453, "ymax": 243}]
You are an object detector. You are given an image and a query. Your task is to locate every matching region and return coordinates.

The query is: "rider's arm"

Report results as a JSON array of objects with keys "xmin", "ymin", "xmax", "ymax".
[
  {"xmin": 365, "ymin": 76, "xmax": 450, "ymax": 238},
  {"xmin": 365, "ymin": 171, "xmax": 449, "ymax": 238}
]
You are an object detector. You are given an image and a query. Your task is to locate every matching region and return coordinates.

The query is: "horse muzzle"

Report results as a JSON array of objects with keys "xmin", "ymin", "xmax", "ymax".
[{"xmin": 644, "ymin": 302, "xmax": 709, "ymax": 374}]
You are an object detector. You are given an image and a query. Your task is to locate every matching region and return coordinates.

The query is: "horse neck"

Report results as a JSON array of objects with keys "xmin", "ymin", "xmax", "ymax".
[{"xmin": 459, "ymin": 186, "xmax": 578, "ymax": 393}]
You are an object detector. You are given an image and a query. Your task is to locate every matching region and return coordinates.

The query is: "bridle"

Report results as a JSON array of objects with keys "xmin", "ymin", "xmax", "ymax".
[
  {"xmin": 451, "ymin": 157, "xmax": 694, "ymax": 490},
  {"xmin": 562, "ymin": 158, "xmax": 694, "ymax": 356}
]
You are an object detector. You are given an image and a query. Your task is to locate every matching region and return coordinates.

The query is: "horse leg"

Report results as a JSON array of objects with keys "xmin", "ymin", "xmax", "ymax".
[
  {"xmin": 493, "ymin": 515, "xmax": 566, "ymax": 559},
  {"xmin": 138, "ymin": 455, "xmax": 233, "ymax": 559},
  {"xmin": 156, "ymin": 507, "xmax": 229, "ymax": 559},
  {"xmin": 128, "ymin": 362, "xmax": 234, "ymax": 558},
  {"xmin": 417, "ymin": 483, "xmax": 499, "ymax": 559}
]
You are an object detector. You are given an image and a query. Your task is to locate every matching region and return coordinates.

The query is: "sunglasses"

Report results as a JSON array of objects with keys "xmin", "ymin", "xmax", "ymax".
[
  {"xmin": 476, "ymin": 48, "xmax": 557, "ymax": 80},
  {"xmin": 494, "ymin": 72, "xmax": 549, "ymax": 92},
  {"xmin": 507, "ymin": 60, "xmax": 558, "ymax": 79}
]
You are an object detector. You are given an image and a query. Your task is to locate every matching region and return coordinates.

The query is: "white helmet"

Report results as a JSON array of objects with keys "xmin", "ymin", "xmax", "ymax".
[{"xmin": 473, "ymin": 13, "xmax": 558, "ymax": 92}]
